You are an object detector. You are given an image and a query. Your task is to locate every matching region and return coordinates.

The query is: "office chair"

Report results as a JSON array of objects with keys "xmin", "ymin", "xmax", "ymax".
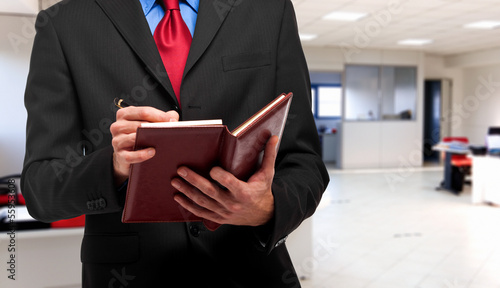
[{"xmin": 442, "ymin": 137, "xmax": 471, "ymax": 193}]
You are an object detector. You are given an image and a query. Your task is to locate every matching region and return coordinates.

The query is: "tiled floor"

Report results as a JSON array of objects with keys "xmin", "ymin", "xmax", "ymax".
[{"xmin": 300, "ymin": 165, "xmax": 500, "ymax": 288}]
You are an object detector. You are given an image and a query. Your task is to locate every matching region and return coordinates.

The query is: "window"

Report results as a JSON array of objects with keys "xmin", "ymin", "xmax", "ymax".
[
  {"xmin": 310, "ymin": 72, "xmax": 343, "ymax": 120},
  {"xmin": 311, "ymin": 87, "xmax": 316, "ymax": 115},
  {"xmin": 344, "ymin": 65, "xmax": 417, "ymax": 121},
  {"xmin": 313, "ymin": 85, "xmax": 342, "ymax": 119}
]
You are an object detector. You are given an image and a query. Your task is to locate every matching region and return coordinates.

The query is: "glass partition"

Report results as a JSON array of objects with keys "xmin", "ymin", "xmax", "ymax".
[
  {"xmin": 344, "ymin": 65, "xmax": 379, "ymax": 120},
  {"xmin": 380, "ymin": 66, "xmax": 416, "ymax": 120},
  {"xmin": 344, "ymin": 65, "xmax": 417, "ymax": 121}
]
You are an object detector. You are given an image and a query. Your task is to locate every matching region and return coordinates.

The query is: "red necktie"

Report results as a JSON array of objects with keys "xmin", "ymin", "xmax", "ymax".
[{"xmin": 154, "ymin": 0, "xmax": 192, "ymax": 106}]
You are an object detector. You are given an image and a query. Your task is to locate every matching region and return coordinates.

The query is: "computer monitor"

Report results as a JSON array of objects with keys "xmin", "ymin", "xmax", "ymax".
[
  {"xmin": 487, "ymin": 127, "xmax": 500, "ymax": 154},
  {"xmin": 488, "ymin": 127, "xmax": 500, "ymax": 135}
]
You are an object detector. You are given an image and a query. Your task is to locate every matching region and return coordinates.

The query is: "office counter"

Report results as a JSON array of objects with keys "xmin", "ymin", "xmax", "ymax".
[
  {"xmin": 0, "ymin": 227, "xmax": 83, "ymax": 288},
  {"xmin": 472, "ymin": 156, "xmax": 500, "ymax": 205},
  {"xmin": 0, "ymin": 221, "xmax": 312, "ymax": 287}
]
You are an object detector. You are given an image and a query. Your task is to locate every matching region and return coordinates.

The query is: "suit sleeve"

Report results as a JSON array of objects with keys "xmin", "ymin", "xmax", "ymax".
[
  {"xmin": 21, "ymin": 11, "xmax": 123, "ymax": 222},
  {"xmin": 255, "ymin": 0, "xmax": 330, "ymax": 253}
]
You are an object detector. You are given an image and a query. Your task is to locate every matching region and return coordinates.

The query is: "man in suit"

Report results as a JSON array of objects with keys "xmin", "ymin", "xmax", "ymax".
[{"xmin": 22, "ymin": 0, "xmax": 329, "ymax": 287}]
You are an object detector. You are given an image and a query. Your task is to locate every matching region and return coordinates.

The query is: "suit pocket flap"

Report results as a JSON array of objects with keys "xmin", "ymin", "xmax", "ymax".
[
  {"xmin": 222, "ymin": 51, "xmax": 271, "ymax": 72},
  {"xmin": 81, "ymin": 234, "xmax": 139, "ymax": 264}
]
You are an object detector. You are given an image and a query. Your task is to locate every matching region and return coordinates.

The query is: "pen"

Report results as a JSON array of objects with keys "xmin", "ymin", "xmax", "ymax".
[{"xmin": 113, "ymin": 98, "xmax": 130, "ymax": 109}]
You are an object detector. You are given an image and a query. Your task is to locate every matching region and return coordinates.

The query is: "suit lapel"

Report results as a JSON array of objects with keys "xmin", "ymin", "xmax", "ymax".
[
  {"xmin": 183, "ymin": 0, "xmax": 234, "ymax": 75},
  {"xmin": 95, "ymin": 0, "xmax": 177, "ymax": 105},
  {"xmin": 95, "ymin": 0, "xmax": 234, "ymax": 105}
]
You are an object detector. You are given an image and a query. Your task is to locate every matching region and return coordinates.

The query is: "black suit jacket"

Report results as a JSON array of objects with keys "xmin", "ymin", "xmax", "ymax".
[{"xmin": 22, "ymin": 0, "xmax": 329, "ymax": 287}]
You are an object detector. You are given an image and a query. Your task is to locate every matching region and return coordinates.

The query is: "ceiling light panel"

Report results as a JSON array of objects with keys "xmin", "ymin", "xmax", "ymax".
[
  {"xmin": 323, "ymin": 12, "xmax": 368, "ymax": 22},
  {"xmin": 397, "ymin": 39, "xmax": 433, "ymax": 46},
  {"xmin": 464, "ymin": 21, "xmax": 500, "ymax": 29}
]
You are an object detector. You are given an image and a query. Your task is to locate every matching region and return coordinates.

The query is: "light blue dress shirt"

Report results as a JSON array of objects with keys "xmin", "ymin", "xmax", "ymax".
[{"xmin": 139, "ymin": 0, "xmax": 199, "ymax": 37}]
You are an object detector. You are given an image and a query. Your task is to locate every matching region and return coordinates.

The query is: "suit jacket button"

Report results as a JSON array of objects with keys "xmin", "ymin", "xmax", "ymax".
[
  {"xmin": 189, "ymin": 225, "xmax": 200, "ymax": 237},
  {"xmin": 98, "ymin": 198, "xmax": 106, "ymax": 209},
  {"xmin": 87, "ymin": 201, "xmax": 94, "ymax": 211}
]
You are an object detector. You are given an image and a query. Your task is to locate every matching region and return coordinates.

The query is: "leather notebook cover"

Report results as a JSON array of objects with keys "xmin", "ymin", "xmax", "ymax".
[{"xmin": 122, "ymin": 93, "xmax": 293, "ymax": 230}]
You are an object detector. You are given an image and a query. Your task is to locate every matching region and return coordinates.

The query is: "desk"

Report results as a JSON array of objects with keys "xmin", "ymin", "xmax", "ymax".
[
  {"xmin": 0, "ymin": 224, "xmax": 313, "ymax": 286},
  {"xmin": 432, "ymin": 145, "xmax": 470, "ymax": 194},
  {"xmin": 0, "ymin": 228, "xmax": 83, "ymax": 288},
  {"xmin": 472, "ymin": 156, "xmax": 500, "ymax": 205}
]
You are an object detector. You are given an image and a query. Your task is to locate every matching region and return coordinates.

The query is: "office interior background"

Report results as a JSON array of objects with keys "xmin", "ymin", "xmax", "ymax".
[{"xmin": 1, "ymin": 0, "xmax": 500, "ymax": 287}]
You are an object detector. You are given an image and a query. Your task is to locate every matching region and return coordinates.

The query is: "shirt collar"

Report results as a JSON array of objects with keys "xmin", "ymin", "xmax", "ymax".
[
  {"xmin": 139, "ymin": 0, "xmax": 155, "ymax": 15},
  {"xmin": 139, "ymin": 0, "xmax": 199, "ymax": 14},
  {"xmin": 185, "ymin": 0, "xmax": 199, "ymax": 13}
]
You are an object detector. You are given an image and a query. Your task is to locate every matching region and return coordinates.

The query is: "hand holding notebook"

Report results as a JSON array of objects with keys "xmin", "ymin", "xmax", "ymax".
[
  {"xmin": 171, "ymin": 134, "xmax": 279, "ymax": 230},
  {"xmin": 121, "ymin": 93, "xmax": 293, "ymax": 230}
]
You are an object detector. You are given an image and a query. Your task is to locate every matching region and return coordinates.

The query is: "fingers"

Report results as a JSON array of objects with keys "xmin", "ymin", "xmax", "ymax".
[
  {"xmin": 210, "ymin": 167, "xmax": 242, "ymax": 195},
  {"xmin": 111, "ymin": 106, "xmax": 179, "ymax": 184},
  {"xmin": 174, "ymin": 135, "xmax": 279, "ymax": 207},
  {"xmin": 173, "ymin": 193, "xmax": 227, "ymax": 224},
  {"xmin": 111, "ymin": 107, "xmax": 179, "ymax": 136},
  {"xmin": 117, "ymin": 147, "xmax": 156, "ymax": 164},
  {"xmin": 173, "ymin": 168, "xmax": 226, "ymax": 206},
  {"xmin": 171, "ymin": 169, "xmax": 230, "ymax": 223},
  {"xmin": 116, "ymin": 106, "xmax": 179, "ymax": 122},
  {"xmin": 170, "ymin": 135, "xmax": 280, "ymax": 226},
  {"xmin": 112, "ymin": 143, "xmax": 156, "ymax": 184}
]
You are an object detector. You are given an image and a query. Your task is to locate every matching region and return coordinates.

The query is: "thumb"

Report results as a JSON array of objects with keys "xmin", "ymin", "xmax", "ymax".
[{"xmin": 259, "ymin": 135, "xmax": 279, "ymax": 174}]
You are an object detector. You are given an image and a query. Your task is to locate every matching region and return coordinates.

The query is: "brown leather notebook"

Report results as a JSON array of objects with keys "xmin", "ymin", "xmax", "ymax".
[{"xmin": 122, "ymin": 93, "xmax": 293, "ymax": 230}]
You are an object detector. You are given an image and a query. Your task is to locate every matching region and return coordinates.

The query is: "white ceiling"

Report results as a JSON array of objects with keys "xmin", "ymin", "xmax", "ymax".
[
  {"xmin": 2, "ymin": 0, "xmax": 500, "ymax": 56},
  {"xmin": 292, "ymin": 0, "xmax": 500, "ymax": 56}
]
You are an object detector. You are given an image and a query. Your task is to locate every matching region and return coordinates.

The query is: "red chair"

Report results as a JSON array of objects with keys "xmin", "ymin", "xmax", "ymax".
[
  {"xmin": 51, "ymin": 215, "xmax": 85, "ymax": 228},
  {"xmin": 0, "ymin": 174, "xmax": 85, "ymax": 230},
  {"xmin": 442, "ymin": 137, "xmax": 472, "ymax": 167},
  {"xmin": 439, "ymin": 137, "xmax": 471, "ymax": 193}
]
